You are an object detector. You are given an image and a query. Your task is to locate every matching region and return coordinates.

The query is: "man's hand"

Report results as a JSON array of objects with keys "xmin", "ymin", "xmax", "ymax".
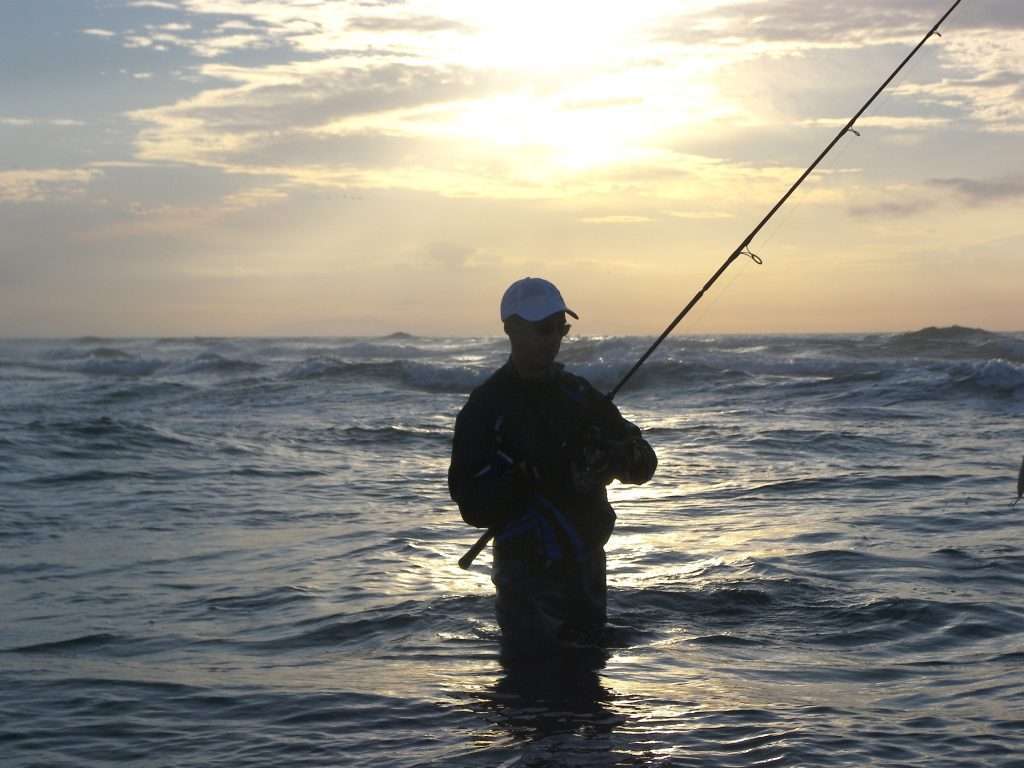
[
  {"xmin": 571, "ymin": 435, "xmax": 621, "ymax": 492},
  {"xmin": 510, "ymin": 460, "xmax": 542, "ymax": 493},
  {"xmin": 575, "ymin": 436, "xmax": 657, "ymax": 488},
  {"xmin": 612, "ymin": 438, "xmax": 657, "ymax": 485}
]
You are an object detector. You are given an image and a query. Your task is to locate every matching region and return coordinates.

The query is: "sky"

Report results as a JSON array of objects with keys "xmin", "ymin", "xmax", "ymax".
[{"xmin": 1, "ymin": 0, "xmax": 1022, "ymax": 337}]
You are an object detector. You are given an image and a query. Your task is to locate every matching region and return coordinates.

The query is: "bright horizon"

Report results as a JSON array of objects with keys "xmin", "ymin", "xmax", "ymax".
[
  {"xmin": 5, "ymin": 325, "xmax": 1022, "ymax": 342},
  {"xmin": 2, "ymin": 1, "xmax": 1022, "ymax": 337}
]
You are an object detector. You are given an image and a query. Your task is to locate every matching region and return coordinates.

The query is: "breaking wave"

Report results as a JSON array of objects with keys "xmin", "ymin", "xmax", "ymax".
[{"xmin": 1, "ymin": 328, "xmax": 1020, "ymax": 401}]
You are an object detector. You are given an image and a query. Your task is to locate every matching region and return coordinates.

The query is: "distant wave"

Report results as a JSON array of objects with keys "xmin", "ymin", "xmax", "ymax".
[
  {"xmin": 193, "ymin": 586, "xmax": 318, "ymax": 612},
  {"xmin": 74, "ymin": 349, "xmax": 266, "ymax": 377},
  {"xmin": 6, "ymin": 633, "xmax": 122, "ymax": 654},
  {"xmin": 93, "ymin": 381, "xmax": 196, "ymax": 403},
  {"xmin": 275, "ymin": 348, "xmax": 1024, "ymax": 399},
  {"xmin": 83, "ymin": 346, "xmax": 134, "ymax": 360},
  {"xmin": 331, "ymin": 341, "xmax": 438, "ymax": 360},
  {"xmin": 172, "ymin": 352, "xmax": 265, "ymax": 375},
  {"xmin": 225, "ymin": 595, "xmax": 490, "ymax": 651},
  {"xmin": 22, "ymin": 344, "xmax": 167, "ymax": 376},
  {"xmin": 572, "ymin": 358, "xmax": 751, "ymax": 395},
  {"xmin": 742, "ymin": 473, "xmax": 948, "ymax": 497},
  {"xmin": 15, "ymin": 468, "xmax": 161, "ymax": 486},
  {"xmin": 27, "ymin": 416, "xmax": 194, "ymax": 450},
  {"xmin": 949, "ymin": 358, "xmax": 1024, "ymax": 395},
  {"xmin": 76, "ymin": 354, "xmax": 165, "ymax": 377},
  {"xmin": 337, "ymin": 425, "xmax": 452, "ymax": 445},
  {"xmin": 283, "ymin": 356, "xmax": 490, "ymax": 392},
  {"xmin": 69, "ymin": 336, "xmax": 117, "ymax": 344},
  {"xmin": 3, "ymin": 330, "xmax": 1021, "ymax": 401}
]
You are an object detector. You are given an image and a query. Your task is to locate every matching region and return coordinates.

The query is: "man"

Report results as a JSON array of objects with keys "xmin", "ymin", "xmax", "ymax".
[{"xmin": 449, "ymin": 277, "xmax": 657, "ymax": 655}]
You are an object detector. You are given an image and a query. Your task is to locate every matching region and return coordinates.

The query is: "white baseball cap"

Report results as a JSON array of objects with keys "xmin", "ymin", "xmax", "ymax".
[{"xmin": 500, "ymin": 277, "xmax": 579, "ymax": 322}]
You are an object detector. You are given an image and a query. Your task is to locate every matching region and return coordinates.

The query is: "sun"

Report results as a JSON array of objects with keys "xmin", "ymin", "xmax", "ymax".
[{"xmin": 419, "ymin": 3, "xmax": 738, "ymax": 174}]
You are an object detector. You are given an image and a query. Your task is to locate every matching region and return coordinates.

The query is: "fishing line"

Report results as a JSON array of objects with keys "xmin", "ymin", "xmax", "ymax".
[
  {"xmin": 607, "ymin": 0, "xmax": 968, "ymax": 400},
  {"xmin": 674, "ymin": 245, "xmax": 756, "ymax": 337},
  {"xmin": 749, "ymin": 48, "xmax": 919, "ymax": 286},
  {"xmin": 692, "ymin": 7, "xmax": 963, "ymax": 332},
  {"xmin": 458, "ymin": 0, "xmax": 969, "ymax": 571}
]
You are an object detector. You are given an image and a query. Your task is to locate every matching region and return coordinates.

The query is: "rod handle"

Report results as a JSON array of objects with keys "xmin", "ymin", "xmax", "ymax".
[{"xmin": 458, "ymin": 529, "xmax": 494, "ymax": 570}]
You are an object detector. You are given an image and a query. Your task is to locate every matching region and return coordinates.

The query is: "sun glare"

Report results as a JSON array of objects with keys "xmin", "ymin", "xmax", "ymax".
[
  {"xmin": 412, "ymin": 2, "xmax": 739, "ymax": 174},
  {"xmin": 452, "ymin": 3, "xmax": 644, "ymax": 72}
]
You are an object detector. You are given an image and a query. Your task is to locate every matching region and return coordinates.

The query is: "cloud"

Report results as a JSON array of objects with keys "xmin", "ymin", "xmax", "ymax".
[
  {"xmin": 421, "ymin": 242, "xmax": 484, "ymax": 270},
  {"xmin": 849, "ymin": 174, "xmax": 1024, "ymax": 218},
  {"xmin": 658, "ymin": 1, "xmax": 942, "ymax": 49},
  {"xmin": 120, "ymin": 25, "xmax": 275, "ymax": 58},
  {"xmin": 657, "ymin": 2, "xmax": 1024, "ymax": 136},
  {"xmin": 660, "ymin": 0, "xmax": 1024, "ymax": 49},
  {"xmin": 803, "ymin": 116, "xmax": 952, "ymax": 131},
  {"xmin": 38, "ymin": 1, "xmax": 1024, "ymax": 213},
  {"xmin": 930, "ymin": 175, "xmax": 1024, "ymax": 205},
  {"xmin": 346, "ymin": 15, "xmax": 472, "ymax": 34},
  {"xmin": 135, "ymin": 0, "xmax": 442, "ymax": 61},
  {"xmin": 580, "ymin": 215, "xmax": 653, "ymax": 224},
  {"xmin": 86, "ymin": 4, "xmax": 304, "ymax": 61},
  {"xmin": 666, "ymin": 209, "xmax": 734, "ymax": 220},
  {"xmin": 848, "ymin": 198, "xmax": 936, "ymax": 219},
  {"xmin": 0, "ymin": 169, "xmax": 101, "ymax": 203},
  {"xmin": 894, "ymin": 46, "xmax": 1024, "ymax": 133},
  {"xmin": 1, "ymin": 117, "xmax": 85, "ymax": 127},
  {"xmin": 127, "ymin": 58, "xmax": 493, "ymax": 180}
]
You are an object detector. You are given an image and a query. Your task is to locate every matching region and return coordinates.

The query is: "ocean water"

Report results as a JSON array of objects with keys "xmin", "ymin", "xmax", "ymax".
[{"xmin": 1, "ymin": 328, "xmax": 1022, "ymax": 767}]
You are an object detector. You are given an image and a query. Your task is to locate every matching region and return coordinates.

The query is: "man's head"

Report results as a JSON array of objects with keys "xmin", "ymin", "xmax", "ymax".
[{"xmin": 500, "ymin": 277, "xmax": 578, "ymax": 379}]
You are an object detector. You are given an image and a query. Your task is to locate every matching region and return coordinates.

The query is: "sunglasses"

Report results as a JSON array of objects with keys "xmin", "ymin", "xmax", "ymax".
[{"xmin": 529, "ymin": 320, "xmax": 571, "ymax": 337}]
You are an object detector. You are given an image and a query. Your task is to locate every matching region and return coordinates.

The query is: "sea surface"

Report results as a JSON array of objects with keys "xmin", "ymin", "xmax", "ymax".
[{"xmin": 1, "ymin": 328, "xmax": 1023, "ymax": 767}]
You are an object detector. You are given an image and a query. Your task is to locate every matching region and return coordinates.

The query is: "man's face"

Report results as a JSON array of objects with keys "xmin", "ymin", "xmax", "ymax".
[{"xmin": 506, "ymin": 312, "xmax": 569, "ymax": 378}]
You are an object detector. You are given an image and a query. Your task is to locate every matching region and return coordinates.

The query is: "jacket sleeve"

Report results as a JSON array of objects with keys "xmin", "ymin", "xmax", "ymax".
[
  {"xmin": 585, "ymin": 384, "xmax": 657, "ymax": 485},
  {"xmin": 448, "ymin": 397, "xmax": 528, "ymax": 529}
]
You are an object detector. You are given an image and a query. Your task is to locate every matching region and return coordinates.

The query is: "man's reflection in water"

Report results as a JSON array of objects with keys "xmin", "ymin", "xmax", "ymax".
[{"xmin": 474, "ymin": 640, "xmax": 626, "ymax": 765}]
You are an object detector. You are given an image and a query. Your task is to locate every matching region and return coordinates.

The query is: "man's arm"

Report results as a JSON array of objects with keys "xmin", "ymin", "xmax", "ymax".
[
  {"xmin": 586, "ymin": 385, "xmax": 658, "ymax": 486},
  {"xmin": 448, "ymin": 399, "xmax": 530, "ymax": 528}
]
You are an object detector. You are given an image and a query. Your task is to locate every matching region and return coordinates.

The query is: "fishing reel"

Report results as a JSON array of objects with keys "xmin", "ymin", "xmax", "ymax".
[{"xmin": 569, "ymin": 426, "xmax": 630, "ymax": 494}]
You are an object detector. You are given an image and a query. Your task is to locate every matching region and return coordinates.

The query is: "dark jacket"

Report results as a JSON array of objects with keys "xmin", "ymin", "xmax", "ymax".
[{"xmin": 448, "ymin": 361, "xmax": 655, "ymax": 558}]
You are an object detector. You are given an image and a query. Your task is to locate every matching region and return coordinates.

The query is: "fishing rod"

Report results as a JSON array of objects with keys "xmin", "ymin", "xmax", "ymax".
[
  {"xmin": 608, "ymin": 0, "xmax": 966, "ymax": 399},
  {"xmin": 460, "ymin": 0, "xmax": 966, "ymax": 570}
]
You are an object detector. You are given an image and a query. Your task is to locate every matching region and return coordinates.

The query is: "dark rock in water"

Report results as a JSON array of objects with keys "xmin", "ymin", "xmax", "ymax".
[
  {"xmin": 886, "ymin": 326, "xmax": 1024, "ymax": 363},
  {"xmin": 893, "ymin": 326, "xmax": 998, "ymax": 347},
  {"xmin": 903, "ymin": 325, "xmax": 995, "ymax": 341}
]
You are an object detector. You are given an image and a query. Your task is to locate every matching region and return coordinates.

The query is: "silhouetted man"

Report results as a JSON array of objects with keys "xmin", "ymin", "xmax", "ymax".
[{"xmin": 449, "ymin": 277, "xmax": 657, "ymax": 655}]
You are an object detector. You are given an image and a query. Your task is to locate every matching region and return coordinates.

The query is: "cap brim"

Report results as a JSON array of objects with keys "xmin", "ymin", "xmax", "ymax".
[{"xmin": 504, "ymin": 307, "xmax": 579, "ymax": 322}]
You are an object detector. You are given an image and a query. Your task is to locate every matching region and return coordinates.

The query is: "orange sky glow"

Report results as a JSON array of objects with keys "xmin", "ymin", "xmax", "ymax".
[{"xmin": 1, "ymin": 0, "xmax": 1021, "ymax": 336}]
